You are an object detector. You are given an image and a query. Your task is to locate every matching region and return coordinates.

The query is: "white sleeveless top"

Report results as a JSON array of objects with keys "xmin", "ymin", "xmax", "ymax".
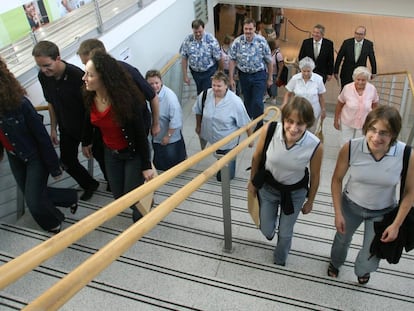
[
  {"xmin": 345, "ymin": 137, "xmax": 405, "ymax": 210},
  {"xmin": 265, "ymin": 122, "xmax": 320, "ymax": 185}
]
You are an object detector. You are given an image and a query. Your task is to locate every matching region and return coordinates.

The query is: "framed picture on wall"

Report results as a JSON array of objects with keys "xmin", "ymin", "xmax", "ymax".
[{"xmin": 22, "ymin": 1, "xmax": 49, "ymax": 31}]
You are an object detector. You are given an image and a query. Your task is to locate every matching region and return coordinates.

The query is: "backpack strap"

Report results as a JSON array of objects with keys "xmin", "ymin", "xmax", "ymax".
[
  {"xmin": 260, "ymin": 121, "xmax": 277, "ymax": 169},
  {"xmin": 400, "ymin": 145, "xmax": 412, "ymax": 201},
  {"xmin": 201, "ymin": 89, "xmax": 208, "ymax": 118}
]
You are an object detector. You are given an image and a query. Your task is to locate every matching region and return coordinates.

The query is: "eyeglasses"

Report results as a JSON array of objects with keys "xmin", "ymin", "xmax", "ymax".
[
  {"xmin": 354, "ymin": 32, "xmax": 365, "ymax": 36},
  {"xmin": 367, "ymin": 126, "xmax": 391, "ymax": 138}
]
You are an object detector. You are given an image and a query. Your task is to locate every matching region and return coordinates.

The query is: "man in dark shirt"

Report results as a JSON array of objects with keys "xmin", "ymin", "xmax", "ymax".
[{"xmin": 32, "ymin": 40, "xmax": 99, "ymax": 201}]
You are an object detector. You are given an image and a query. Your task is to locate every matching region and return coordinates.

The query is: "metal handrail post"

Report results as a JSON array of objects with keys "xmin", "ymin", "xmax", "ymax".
[
  {"xmin": 220, "ymin": 162, "xmax": 232, "ymax": 253},
  {"xmin": 93, "ymin": 0, "xmax": 103, "ymax": 33}
]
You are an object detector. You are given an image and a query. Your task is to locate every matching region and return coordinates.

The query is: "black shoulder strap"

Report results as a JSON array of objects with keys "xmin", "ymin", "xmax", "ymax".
[
  {"xmin": 400, "ymin": 145, "xmax": 412, "ymax": 200},
  {"xmin": 201, "ymin": 90, "xmax": 208, "ymax": 118},
  {"xmin": 260, "ymin": 122, "xmax": 277, "ymax": 168}
]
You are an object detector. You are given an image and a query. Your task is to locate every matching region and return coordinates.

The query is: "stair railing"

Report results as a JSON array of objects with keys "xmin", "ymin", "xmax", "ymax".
[
  {"xmin": 371, "ymin": 71, "xmax": 414, "ymax": 144},
  {"xmin": 0, "ymin": 106, "xmax": 280, "ymax": 310}
]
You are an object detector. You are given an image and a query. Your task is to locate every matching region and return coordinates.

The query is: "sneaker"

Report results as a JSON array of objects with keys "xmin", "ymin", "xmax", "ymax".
[
  {"xmin": 270, "ymin": 98, "xmax": 277, "ymax": 105},
  {"xmin": 48, "ymin": 224, "xmax": 61, "ymax": 234}
]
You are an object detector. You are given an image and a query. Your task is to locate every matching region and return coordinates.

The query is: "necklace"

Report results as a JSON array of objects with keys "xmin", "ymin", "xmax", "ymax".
[{"xmin": 96, "ymin": 95, "xmax": 110, "ymax": 106}]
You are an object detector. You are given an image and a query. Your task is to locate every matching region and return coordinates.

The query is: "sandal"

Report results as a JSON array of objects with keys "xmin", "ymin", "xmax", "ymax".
[
  {"xmin": 327, "ymin": 262, "xmax": 339, "ymax": 278},
  {"xmin": 357, "ymin": 273, "xmax": 370, "ymax": 285},
  {"xmin": 70, "ymin": 203, "xmax": 78, "ymax": 214}
]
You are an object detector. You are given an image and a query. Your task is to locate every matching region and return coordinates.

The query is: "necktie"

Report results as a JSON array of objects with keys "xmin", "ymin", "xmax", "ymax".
[
  {"xmin": 355, "ymin": 42, "xmax": 362, "ymax": 62},
  {"xmin": 314, "ymin": 41, "xmax": 320, "ymax": 59}
]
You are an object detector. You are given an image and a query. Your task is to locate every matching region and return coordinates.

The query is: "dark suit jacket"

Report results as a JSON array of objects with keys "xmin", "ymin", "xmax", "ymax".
[
  {"xmin": 334, "ymin": 38, "xmax": 377, "ymax": 88},
  {"xmin": 298, "ymin": 38, "xmax": 334, "ymax": 83}
]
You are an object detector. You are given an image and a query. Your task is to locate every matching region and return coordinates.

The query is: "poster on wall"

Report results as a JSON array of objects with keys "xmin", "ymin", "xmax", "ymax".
[
  {"xmin": 22, "ymin": 1, "xmax": 49, "ymax": 31},
  {"xmin": 0, "ymin": 0, "xmax": 93, "ymax": 49}
]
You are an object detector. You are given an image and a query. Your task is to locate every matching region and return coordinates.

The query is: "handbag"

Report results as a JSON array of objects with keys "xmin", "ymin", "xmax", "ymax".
[
  {"xmin": 136, "ymin": 162, "xmax": 158, "ymax": 216},
  {"xmin": 276, "ymin": 66, "xmax": 288, "ymax": 87},
  {"xmin": 370, "ymin": 145, "xmax": 414, "ymax": 263},
  {"xmin": 275, "ymin": 52, "xmax": 288, "ymax": 87},
  {"xmin": 315, "ymin": 119, "xmax": 324, "ymax": 143},
  {"xmin": 247, "ymin": 191, "xmax": 260, "ymax": 227},
  {"xmin": 248, "ymin": 122, "xmax": 277, "ymax": 227}
]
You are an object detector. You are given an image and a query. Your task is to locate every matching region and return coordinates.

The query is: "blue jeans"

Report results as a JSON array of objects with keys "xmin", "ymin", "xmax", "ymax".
[
  {"xmin": 239, "ymin": 70, "xmax": 267, "ymax": 127},
  {"xmin": 191, "ymin": 64, "xmax": 218, "ymax": 95},
  {"xmin": 267, "ymin": 74, "xmax": 278, "ymax": 98},
  {"xmin": 7, "ymin": 152, "xmax": 65, "ymax": 231},
  {"xmin": 330, "ymin": 194, "xmax": 395, "ymax": 277},
  {"xmin": 104, "ymin": 147, "xmax": 144, "ymax": 222},
  {"xmin": 258, "ymin": 183, "xmax": 307, "ymax": 265},
  {"xmin": 47, "ymin": 187, "xmax": 78, "ymax": 208}
]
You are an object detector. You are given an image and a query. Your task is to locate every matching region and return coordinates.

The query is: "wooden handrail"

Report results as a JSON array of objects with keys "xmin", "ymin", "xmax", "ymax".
[
  {"xmin": 0, "ymin": 106, "xmax": 280, "ymax": 293},
  {"xmin": 376, "ymin": 70, "xmax": 411, "ymax": 77},
  {"xmin": 35, "ymin": 105, "xmax": 49, "ymax": 111},
  {"xmin": 23, "ymin": 106, "xmax": 280, "ymax": 310},
  {"xmin": 160, "ymin": 54, "xmax": 181, "ymax": 76}
]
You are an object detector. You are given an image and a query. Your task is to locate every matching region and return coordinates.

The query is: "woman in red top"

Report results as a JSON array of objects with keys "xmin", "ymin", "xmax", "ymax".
[{"xmin": 82, "ymin": 50, "xmax": 154, "ymax": 222}]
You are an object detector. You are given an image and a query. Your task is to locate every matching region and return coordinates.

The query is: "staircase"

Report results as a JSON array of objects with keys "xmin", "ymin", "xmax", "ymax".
[
  {"xmin": 1, "ymin": 96, "xmax": 414, "ymax": 309},
  {"xmin": 1, "ymin": 165, "xmax": 414, "ymax": 310}
]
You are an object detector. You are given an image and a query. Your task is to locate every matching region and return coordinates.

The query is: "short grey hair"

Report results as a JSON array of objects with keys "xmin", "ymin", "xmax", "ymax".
[
  {"xmin": 352, "ymin": 66, "xmax": 371, "ymax": 80},
  {"xmin": 314, "ymin": 24, "xmax": 325, "ymax": 36},
  {"xmin": 298, "ymin": 56, "xmax": 315, "ymax": 71}
]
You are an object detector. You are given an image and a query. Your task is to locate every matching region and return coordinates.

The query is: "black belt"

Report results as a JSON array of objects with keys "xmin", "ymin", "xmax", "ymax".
[
  {"xmin": 239, "ymin": 69, "xmax": 265, "ymax": 74},
  {"xmin": 111, "ymin": 147, "xmax": 130, "ymax": 154}
]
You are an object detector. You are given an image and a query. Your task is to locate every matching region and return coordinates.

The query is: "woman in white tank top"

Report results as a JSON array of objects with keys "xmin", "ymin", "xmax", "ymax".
[
  {"xmin": 248, "ymin": 96, "xmax": 323, "ymax": 266},
  {"xmin": 328, "ymin": 105, "xmax": 414, "ymax": 284}
]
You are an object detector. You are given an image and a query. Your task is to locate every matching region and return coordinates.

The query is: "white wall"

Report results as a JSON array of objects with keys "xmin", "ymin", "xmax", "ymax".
[
  {"xmin": 25, "ymin": 0, "xmax": 197, "ymax": 105},
  {"xmin": 216, "ymin": 0, "xmax": 414, "ymax": 18},
  {"xmin": 4, "ymin": 0, "xmax": 414, "ymax": 18}
]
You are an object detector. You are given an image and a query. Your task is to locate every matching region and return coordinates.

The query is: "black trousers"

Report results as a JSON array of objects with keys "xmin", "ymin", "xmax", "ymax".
[{"xmin": 59, "ymin": 131, "xmax": 97, "ymax": 190}]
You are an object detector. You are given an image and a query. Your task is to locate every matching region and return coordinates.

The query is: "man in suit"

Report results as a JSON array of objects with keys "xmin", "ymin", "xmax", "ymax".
[
  {"xmin": 299, "ymin": 24, "xmax": 334, "ymax": 83},
  {"xmin": 334, "ymin": 26, "xmax": 377, "ymax": 89}
]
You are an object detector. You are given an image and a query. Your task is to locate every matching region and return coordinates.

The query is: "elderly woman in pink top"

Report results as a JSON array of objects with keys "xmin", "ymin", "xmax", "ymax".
[{"xmin": 334, "ymin": 66, "xmax": 379, "ymax": 146}]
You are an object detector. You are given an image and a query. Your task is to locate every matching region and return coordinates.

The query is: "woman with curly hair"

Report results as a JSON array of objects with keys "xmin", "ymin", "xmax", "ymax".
[
  {"xmin": 81, "ymin": 50, "xmax": 154, "ymax": 222},
  {"xmin": 0, "ymin": 58, "xmax": 77, "ymax": 234}
]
